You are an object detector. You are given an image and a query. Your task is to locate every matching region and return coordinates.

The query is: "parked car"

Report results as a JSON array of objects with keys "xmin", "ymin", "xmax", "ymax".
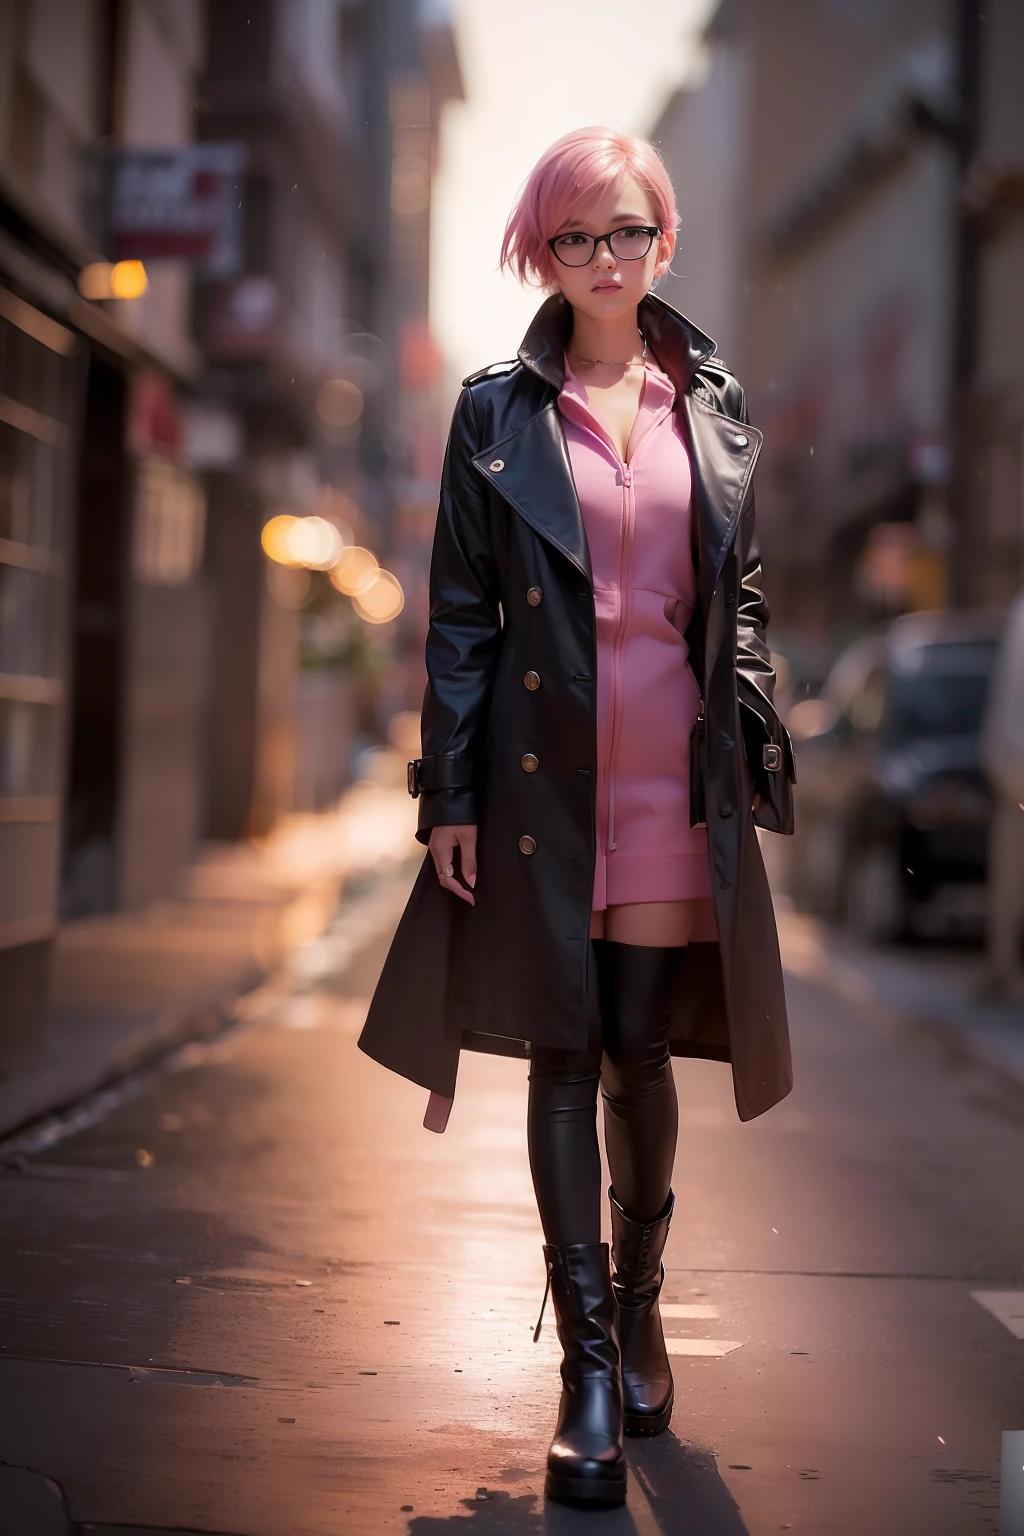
[{"xmin": 785, "ymin": 610, "xmax": 1004, "ymax": 941}]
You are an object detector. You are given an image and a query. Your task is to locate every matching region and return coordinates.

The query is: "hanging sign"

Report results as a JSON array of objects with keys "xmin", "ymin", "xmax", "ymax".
[{"xmin": 105, "ymin": 144, "xmax": 247, "ymax": 277}]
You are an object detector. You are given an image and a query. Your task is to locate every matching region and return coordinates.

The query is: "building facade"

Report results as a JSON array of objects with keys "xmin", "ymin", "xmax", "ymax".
[
  {"xmin": 0, "ymin": 0, "xmax": 208, "ymax": 1038},
  {"xmin": 653, "ymin": 0, "xmax": 1023, "ymax": 659}
]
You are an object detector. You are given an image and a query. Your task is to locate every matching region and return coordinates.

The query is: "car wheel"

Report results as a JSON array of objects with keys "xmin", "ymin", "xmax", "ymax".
[{"xmin": 845, "ymin": 842, "xmax": 909, "ymax": 944}]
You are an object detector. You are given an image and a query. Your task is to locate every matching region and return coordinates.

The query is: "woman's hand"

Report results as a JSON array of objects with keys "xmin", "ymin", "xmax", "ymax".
[{"xmin": 428, "ymin": 825, "xmax": 478, "ymax": 906}]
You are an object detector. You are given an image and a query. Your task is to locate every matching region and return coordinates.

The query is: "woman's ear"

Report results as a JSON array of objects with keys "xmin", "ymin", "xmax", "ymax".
[{"xmin": 654, "ymin": 228, "xmax": 676, "ymax": 279}]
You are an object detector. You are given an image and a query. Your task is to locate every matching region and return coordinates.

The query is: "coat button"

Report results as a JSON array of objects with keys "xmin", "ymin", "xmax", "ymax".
[
  {"xmin": 519, "ymin": 834, "xmax": 536, "ymax": 855},
  {"xmin": 526, "ymin": 585, "xmax": 542, "ymax": 605},
  {"xmin": 489, "ymin": 458, "xmax": 505, "ymax": 472},
  {"xmin": 521, "ymin": 753, "xmax": 539, "ymax": 772},
  {"xmin": 718, "ymin": 803, "xmax": 735, "ymax": 818},
  {"xmin": 732, "ymin": 433, "xmax": 748, "ymax": 448},
  {"xmin": 523, "ymin": 670, "xmax": 541, "ymax": 690}
]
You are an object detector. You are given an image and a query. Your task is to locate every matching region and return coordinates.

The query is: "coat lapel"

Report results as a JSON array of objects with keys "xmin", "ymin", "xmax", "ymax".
[
  {"xmin": 472, "ymin": 404, "xmax": 592, "ymax": 584},
  {"xmin": 472, "ymin": 291, "xmax": 760, "ymax": 604},
  {"xmin": 681, "ymin": 393, "xmax": 763, "ymax": 615}
]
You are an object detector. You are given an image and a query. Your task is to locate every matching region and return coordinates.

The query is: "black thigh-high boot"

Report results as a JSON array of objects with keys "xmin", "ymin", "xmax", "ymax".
[
  {"xmin": 527, "ymin": 955, "xmax": 624, "ymax": 1506},
  {"xmin": 594, "ymin": 938, "xmax": 685, "ymax": 1436}
]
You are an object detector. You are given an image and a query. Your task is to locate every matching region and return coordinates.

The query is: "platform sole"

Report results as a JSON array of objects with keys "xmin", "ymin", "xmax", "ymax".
[
  {"xmin": 623, "ymin": 1382, "xmax": 674, "ymax": 1437},
  {"xmin": 544, "ymin": 1465, "xmax": 628, "ymax": 1508}
]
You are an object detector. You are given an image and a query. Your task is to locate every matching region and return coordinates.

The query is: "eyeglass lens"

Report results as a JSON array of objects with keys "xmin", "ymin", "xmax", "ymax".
[{"xmin": 551, "ymin": 227, "xmax": 656, "ymax": 266}]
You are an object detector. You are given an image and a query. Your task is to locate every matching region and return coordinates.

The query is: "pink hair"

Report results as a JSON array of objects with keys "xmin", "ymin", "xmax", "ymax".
[{"xmin": 500, "ymin": 127, "xmax": 678, "ymax": 287}]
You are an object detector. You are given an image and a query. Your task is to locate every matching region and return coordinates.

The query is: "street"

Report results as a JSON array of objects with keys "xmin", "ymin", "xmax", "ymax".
[{"xmin": 0, "ymin": 863, "xmax": 1022, "ymax": 1536}]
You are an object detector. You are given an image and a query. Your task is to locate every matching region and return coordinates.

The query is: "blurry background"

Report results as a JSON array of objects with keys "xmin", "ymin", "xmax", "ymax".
[{"xmin": 1, "ymin": 0, "xmax": 1022, "ymax": 1057}]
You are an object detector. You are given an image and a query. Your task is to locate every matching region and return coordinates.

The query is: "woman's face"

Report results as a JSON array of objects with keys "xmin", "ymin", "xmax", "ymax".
[{"xmin": 548, "ymin": 173, "xmax": 674, "ymax": 322}]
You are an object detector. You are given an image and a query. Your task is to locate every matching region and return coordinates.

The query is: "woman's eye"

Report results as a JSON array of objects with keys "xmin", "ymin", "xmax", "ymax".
[
  {"xmin": 619, "ymin": 228, "xmax": 644, "ymax": 241},
  {"xmin": 556, "ymin": 233, "xmax": 586, "ymax": 246}
]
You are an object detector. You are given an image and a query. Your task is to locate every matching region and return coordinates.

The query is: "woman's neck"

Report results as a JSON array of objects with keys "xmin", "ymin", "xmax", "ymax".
[{"xmin": 566, "ymin": 308, "xmax": 644, "ymax": 367}]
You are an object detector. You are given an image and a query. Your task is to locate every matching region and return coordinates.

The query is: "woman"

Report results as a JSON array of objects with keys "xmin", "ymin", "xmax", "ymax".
[{"xmin": 358, "ymin": 127, "xmax": 796, "ymax": 1508}]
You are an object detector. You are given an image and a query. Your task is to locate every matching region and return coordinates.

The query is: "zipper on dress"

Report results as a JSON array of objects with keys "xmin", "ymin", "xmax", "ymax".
[{"xmin": 606, "ymin": 461, "xmax": 635, "ymax": 852}]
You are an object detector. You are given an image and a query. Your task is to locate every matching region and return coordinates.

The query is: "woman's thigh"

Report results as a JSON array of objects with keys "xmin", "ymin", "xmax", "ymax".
[{"xmin": 589, "ymin": 898, "xmax": 713, "ymax": 946}]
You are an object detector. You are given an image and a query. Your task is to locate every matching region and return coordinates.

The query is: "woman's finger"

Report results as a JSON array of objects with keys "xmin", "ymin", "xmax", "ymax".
[
  {"xmin": 458, "ymin": 830, "xmax": 478, "ymax": 890},
  {"xmin": 437, "ymin": 871, "xmax": 475, "ymax": 905}
]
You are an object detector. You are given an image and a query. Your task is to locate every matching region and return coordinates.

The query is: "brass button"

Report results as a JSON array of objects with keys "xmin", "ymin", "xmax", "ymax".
[
  {"xmin": 521, "ymin": 753, "xmax": 539, "ymax": 773},
  {"xmin": 523, "ymin": 670, "xmax": 541, "ymax": 690},
  {"xmin": 732, "ymin": 433, "xmax": 748, "ymax": 448},
  {"xmin": 489, "ymin": 458, "xmax": 505, "ymax": 472},
  {"xmin": 526, "ymin": 585, "xmax": 542, "ymax": 606},
  {"xmin": 518, "ymin": 834, "xmax": 536, "ymax": 855}
]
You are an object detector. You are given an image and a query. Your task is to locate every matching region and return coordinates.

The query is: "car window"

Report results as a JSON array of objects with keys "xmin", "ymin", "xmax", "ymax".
[{"xmin": 883, "ymin": 641, "xmax": 998, "ymax": 742}]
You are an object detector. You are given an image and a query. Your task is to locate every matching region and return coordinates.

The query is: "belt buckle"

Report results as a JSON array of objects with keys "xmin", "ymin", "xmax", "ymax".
[
  {"xmin": 407, "ymin": 759, "xmax": 420, "ymax": 798},
  {"xmin": 762, "ymin": 744, "xmax": 782, "ymax": 773}
]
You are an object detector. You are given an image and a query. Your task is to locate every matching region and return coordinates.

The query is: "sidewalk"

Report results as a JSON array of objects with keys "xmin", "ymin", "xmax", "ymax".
[
  {"xmin": 776, "ymin": 899, "xmax": 1024, "ymax": 1090},
  {"xmin": 0, "ymin": 771, "xmax": 419, "ymax": 1142}
]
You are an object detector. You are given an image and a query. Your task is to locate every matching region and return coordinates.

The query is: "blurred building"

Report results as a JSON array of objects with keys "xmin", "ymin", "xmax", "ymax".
[
  {"xmin": 0, "ymin": 0, "xmax": 460, "ymax": 1049},
  {"xmin": 0, "ymin": 0, "xmax": 208, "ymax": 1039},
  {"xmin": 962, "ymin": 0, "xmax": 1024, "ymax": 609},
  {"xmin": 195, "ymin": 0, "xmax": 460, "ymax": 829},
  {"xmin": 653, "ymin": 0, "xmax": 1024, "ymax": 653}
]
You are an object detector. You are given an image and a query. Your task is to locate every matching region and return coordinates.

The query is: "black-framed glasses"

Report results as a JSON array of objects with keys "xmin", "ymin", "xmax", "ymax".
[{"xmin": 547, "ymin": 225, "xmax": 661, "ymax": 267}]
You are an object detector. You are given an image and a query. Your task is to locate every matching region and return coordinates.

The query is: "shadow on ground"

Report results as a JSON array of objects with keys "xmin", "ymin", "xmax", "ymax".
[{"xmin": 406, "ymin": 1436, "xmax": 750, "ymax": 1534}]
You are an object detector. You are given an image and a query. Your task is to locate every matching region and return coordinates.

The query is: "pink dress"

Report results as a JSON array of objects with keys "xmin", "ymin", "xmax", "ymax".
[{"xmin": 558, "ymin": 354, "xmax": 711, "ymax": 911}]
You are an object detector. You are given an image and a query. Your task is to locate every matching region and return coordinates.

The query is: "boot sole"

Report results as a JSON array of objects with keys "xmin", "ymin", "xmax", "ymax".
[
  {"xmin": 545, "ymin": 1465, "xmax": 627, "ymax": 1507},
  {"xmin": 624, "ymin": 1383, "xmax": 674, "ymax": 1437}
]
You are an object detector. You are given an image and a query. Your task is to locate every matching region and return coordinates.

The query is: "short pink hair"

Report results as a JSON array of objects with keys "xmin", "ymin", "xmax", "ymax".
[{"xmin": 500, "ymin": 127, "xmax": 678, "ymax": 287}]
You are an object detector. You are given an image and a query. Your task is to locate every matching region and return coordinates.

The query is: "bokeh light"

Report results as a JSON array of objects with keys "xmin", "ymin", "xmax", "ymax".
[
  {"xmin": 262, "ymin": 514, "xmax": 346, "ymax": 570},
  {"xmin": 352, "ymin": 569, "xmax": 404, "ymax": 624},
  {"xmin": 329, "ymin": 545, "xmax": 379, "ymax": 595},
  {"xmin": 261, "ymin": 514, "xmax": 301, "ymax": 566},
  {"xmin": 286, "ymin": 516, "xmax": 344, "ymax": 570},
  {"xmin": 110, "ymin": 260, "xmax": 149, "ymax": 299},
  {"xmin": 316, "ymin": 377, "xmax": 364, "ymax": 429}
]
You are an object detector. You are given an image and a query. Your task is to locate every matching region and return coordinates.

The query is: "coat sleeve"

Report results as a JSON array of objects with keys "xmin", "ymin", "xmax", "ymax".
[
  {"xmin": 413, "ymin": 385, "xmax": 502, "ymax": 845},
  {"xmin": 734, "ymin": 389, "xmax": 797, "ymax": 835}
]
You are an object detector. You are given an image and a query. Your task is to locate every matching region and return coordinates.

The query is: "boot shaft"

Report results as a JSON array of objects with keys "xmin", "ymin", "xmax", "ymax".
[
  {"xmin": 542, "ymin": 1241, "xmax": 620, "ymax": 1377},
  {"xmin": 609, "ymin": 1187, "xmax": 675, "ymax": 1300}
]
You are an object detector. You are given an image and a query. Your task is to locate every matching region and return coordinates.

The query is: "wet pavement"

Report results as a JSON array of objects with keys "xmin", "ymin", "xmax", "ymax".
[{"xmin": 0, "ymin": 863, "xmax": 1022, "ymax": 1535}]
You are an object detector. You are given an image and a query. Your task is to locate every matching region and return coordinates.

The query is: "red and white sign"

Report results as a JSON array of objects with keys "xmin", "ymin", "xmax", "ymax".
[{"xmin": 108, "ymin": 145, "xmax": 247, "ymax": 277}]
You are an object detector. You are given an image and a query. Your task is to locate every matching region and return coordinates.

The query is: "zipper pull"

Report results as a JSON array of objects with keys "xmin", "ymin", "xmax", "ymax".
[
  {"xmin": 533, "ymin": 1262, "xmax": 553, "ymax": 1342},
  {"xmin": 620, "ymin": 464, "xmax": 633, "ymax": 487}
]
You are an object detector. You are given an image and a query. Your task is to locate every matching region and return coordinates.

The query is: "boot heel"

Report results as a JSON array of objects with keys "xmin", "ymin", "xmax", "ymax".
[
  {"xmin": 624, "ymin": 1381, "xmax": 674, "ymax": 1437},
  {"xmin": 544, "ymin": 1459, "xmax": 627, "ymax": 1506}
]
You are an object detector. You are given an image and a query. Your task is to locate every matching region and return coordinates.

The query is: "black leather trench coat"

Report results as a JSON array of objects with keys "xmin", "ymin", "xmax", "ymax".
[{"xmin": 358, "ymin": 291, "xmax": 797, "ymax": 1131}]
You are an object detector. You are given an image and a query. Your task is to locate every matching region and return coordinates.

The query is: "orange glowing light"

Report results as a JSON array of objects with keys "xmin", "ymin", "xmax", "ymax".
[
  {"xmin": 286, "ymin": 516, "xmax": 344, "ymax": 569},
  {"xmin": 352, "ymin": 569, "xmax": 404, "ymax": 624},
  {"xmin": 261, "ymin": 514, "xmax": 301, "ymax": 566},
  {"xmin": 110, "ymin": 260, "xmax": 149, "ymax": 299},
  {"xmin": 330, "ymin": 545, "xmax": 379, "ymax": 595}
]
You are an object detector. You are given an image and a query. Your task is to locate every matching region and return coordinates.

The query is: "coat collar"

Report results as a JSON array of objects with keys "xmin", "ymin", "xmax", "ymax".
[
  {"xmin": 472, "ymin": 291, "xmax": 759, "ymax": 611},
  {"xmin": 516, "ymin": 289, "xmax": 717, "ymax": 395}
]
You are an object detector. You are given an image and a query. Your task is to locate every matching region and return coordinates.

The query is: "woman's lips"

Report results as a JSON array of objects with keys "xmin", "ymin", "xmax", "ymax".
[{"xmin": 591, "ymin": 282, "xmax": 621, "ymax": 292}]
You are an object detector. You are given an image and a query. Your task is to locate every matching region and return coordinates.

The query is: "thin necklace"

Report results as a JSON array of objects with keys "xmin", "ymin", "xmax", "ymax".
[{"xmin": 567, "ymin": 328, "xmax": 647, "ymax": 369}]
